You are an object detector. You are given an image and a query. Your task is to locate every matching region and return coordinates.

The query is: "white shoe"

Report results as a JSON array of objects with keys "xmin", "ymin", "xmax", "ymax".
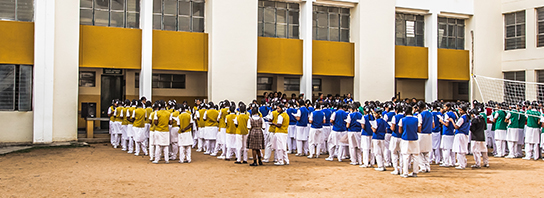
[
  {"xmin": 179, "ymin": 160, "xmax": 184, "ymax": 164},
  {"xmin": 391, "ymin": 170, "xmax": 399, "ymax": 175},
  {"xmin": 359, "ymin": 164, "xmax": 368, "ymax": 168},
  {"xmin": 350, "ymin": 162, "xmax": 358, "ymax": 165},
  {"xmin": 262, "ymin": 160, "xmax": 270, "ymax": 163},
  {"xmin": 409, "ymin": 173, "xmax": 418, "ymax": 177},
  {"xmin": 113, "ymin": 146, "xmax": 118, "ymax": 149},
  {"xmin": 400, "ymin": 174, "xmax": 408, "ymax": 178},
  {"xmin": 217, "ymin": 156, "xmax": 226, "ymax": 159},
  {"xmin": 522, "ymin": 157, "xmax": 531, "ymax": 160},
  {"xmin": 374, "ymin": 167, "xmax": 385, "ymax": 171},
  {"xmin": 274, "ymin": 162, "xmax": 285, "ymax": 166},
  {"xmin": 325, "ymin": 157, "xmax": 333, "ymax": 161},
  {"xmin": 455, "ymin": 166, "xmax": 465, "ymax": 169},
  {"xmin": 505, "ymin": 156, "xmax": 514, "ymax": 159},
  {"xmin": 134, "ymin": 153, "xmax": 139, "ymax": 156},
  {"xmin": 122, "ymin": 149, "xmax": 127, "ymax": 151},
  {"xmin": 295, "ymin": 153, "xmax": 302, "ymax": 156},
  {"xmin": 152, "ymin": 161, "xmax": 158, "ymax": 164},
  {"xmin": 165, "ymin": 161, "xmax": 169, "ymax": 164}
]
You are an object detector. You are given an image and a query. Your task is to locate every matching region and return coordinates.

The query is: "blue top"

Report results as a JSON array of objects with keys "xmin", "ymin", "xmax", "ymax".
[
  {"xmin": 296, "ymin": 107, "xmax": 309, "ymax": 127},
  {"xmin": 361, "ymin": 114, "xmax": 375, "ymax": 136},
  {"xmin": 322, "ymin": 108, "xmax": 332, "ymax": 126},
  {"xmin": 372, "ymin": 118, "xmax": 387, "ymax": 140},
  {"xmin": 442, "ymin": 111, "xmax": 457, "ymax": 136},
  {"xmin": 287, "ymin": 107, "xmax": 297, "ymax": 126},
  {"xmin": 332, "ymin": 110, "xmax": 348, "ymax": 132},
  {"xmin": 401, "ymin": 116, "xmax": 419, "ymax": 141},
  {"xmin": 392, "ymin": 113, "xmax": 405, "ymax": 138},
  {"xmin": 431, "ymin": 111, "xmax": 443, "ymax": 133},
  {"xmin": 308, "ymin": 106, "xmax": 315, "ymax": 113},
  {"xmin": 455, "ymin": 114, "xmax": 470, "ymax": 135},
  {"xmin": 419, "ymin": 111, "xmax": 433, "ymax": 134},
  {"xmin": 259, "ymin": 106, "xmax": 270, "ymax": 118},
  {"xmin": 343, "ymin": 98, "xmax": 353, "ymax": 103},
  {"xmin": 310, "ymin": 110, "xmax": 324, "ymax": 129},
  {"xmin": 385, "ymin": 111, "xmax": 396, "ymax": 134},
  {"xmin": 347, "ymin": 112, "xmax": 363, "ymax": 132}
]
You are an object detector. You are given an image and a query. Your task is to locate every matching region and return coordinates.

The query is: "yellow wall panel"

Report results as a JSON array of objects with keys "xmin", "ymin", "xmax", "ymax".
[
  {"xmin": 312, "ymin": 40, "xmax": 354, "ymax": 77},
  {"xmin": 395, "ymin": 45, "xmax": 428, "ymax": 79},
  {"xmin": 79, "ymin": 25, "xmax": 142, "ymax": 69},
  {"xmin": 0, "ymin": 21, "xmax": 34, "ymax": 65},
  {"xmin": 153, "ymin": 30, "xmax": 208, "ymax": 71},
  {"xmin": 438, "ymin": 49, "xmax": 470, "ymax": 80},
  {"xmin": 257, "ymin": 37, "xmax": 303, "ymax": 75}
]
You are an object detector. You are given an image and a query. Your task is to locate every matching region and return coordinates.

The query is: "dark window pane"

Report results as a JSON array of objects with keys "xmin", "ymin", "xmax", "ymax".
[
  {"xmin": 341, "ymin": 15, "xmax": 349, "ymax": 28},
  {"xmin": 277, "ymin": 24, "xmax": 286, "ymax": 38},
  {"xmin": 438, "ymin": 17, "xmax": 447, "ymax": 23},
  {"xmin": 17, "ymin": 0, "xmax": 33, "ymax": 21},
  {"xmin": 164, "ymin": 0, "xmax": 177, "ymax": 15},
  {"xmin": 539, "ymin": 21, "xmax": 544, "ymax": 34},
  {"xmin": 171, "ymin": 82, "xmax": 185, "ymax": 89},
  {"xmin": 330, "ymin": 28, "xmax": 339, "ymax": 41},
  {"xmin": 456, "ymin": 38, "xmax": 464, "ymax": 50},
  {"xmin": 258, "ymin": 22, "xmax": 263, "ymax": 36},
  {"xmin": 110, "ymin": 11, "xmax": 125, "ymax": 27},
  {"xmin": 160, "ymin": 74, "xmax": 171, "ymax": 81},
  {"xmin": 277, "ymin": 2, "xmax": 286, "ymax": 9},
  {"xmin": 264, "ymin": 7, "xmax": 275, "ymax": 23},
  {"xmin": 178, "ymin": 16, "xmax": 190, "ymax": 31},
  {"xmin": 18, "ymin": 65, "xmax": 32, "ymax": 111},
  {"xmin": 94, "ymin": 10, "xmax": 110, "ymax": 26},
  {"xmin": 95, "ymin": 0, "xmax": 109, "ymax": 10},
  {"xmin": 153, "ymin": 15, "xmax": 161, "ymax": 29},
  {"xmin": 111, "ymin": 0, "xmax": 124, "ymax": 11},
  {"xmin": 163, "ymin": 15, "xmax": 176, "ymax": 30},
  {"xmin": 81, "ymin": 0, "xmax": 93, "ymax": 8},
  {"xmin": 505, "ymin": 13, "xmax": 515, "ymax": 25},
  {"xmin": 289, "ymin": 11, "xmax": 299, "ymax": 24},
  {"xmin": 264, "ymin": 23, "xmax": 275, "ymax": 37},
  {"xmin": 179, "ymin": 1, "xmax": 190, "ymax": 16},
  {"xmin": 506, "ymin": 25, "xmax": 516, "ymax": 38},
  {"xmin": 159, "ymin": 81, "xmax": 170, "ymax": 88},
  {"xmin": 127, "ymin": 0, "xmax": 140, "ymax": 12},
  {"xmin": 289, "ymin": 25, "xmax": 299, "ymax": 38},
  {"xmin": 406, "ymin": 36, "xmax": 416, "ymax": 46},
  {"xmin": 538, "ymin": 8, "xmax": 544, "ymax": 21},
  {"xmin": 153, "ymin": 0, "xmax": 162, "ymax": 13},
  {"xmin": 79, "ymin": 72, "xmax": 95, "ymax": 87},
  {"xmin": 329, "ymin": 14, "xmax": 338, "ymax": 27},
  {"xmin": 192, "ymin": 17, "xmax": 204, "ymax": 32},
  {"xmin": 457, "ymin": 25, "xmax": 464, "ymax": 37},
  {"xmin": 317, "ymin": 13, "xmax": 327, "ymax": 26},
  {"xmin": 416, "ymin": 35, "xmax": 424, "ymax": 47},
  {"xmin": 80, "ymin": 9, "xmax": 93, "ymax": 25},
  {"xmin": 258, "ymin": 7, "xmax": 264, "ymax": 22},
  {"xmin": 0, "ymin": 65, "xmax": 15, "ymax": 110},
  {"xmin": 192, "ymin": 2, "xmax": 204, "ymax": 17},
  {"xmin": 448, "ymin": 37, "xmax": 456, "ymax": 49},
  {"xmin": 516, "ymin": 24, "xmax": 525, "ymax": 37},
  {"xmin": 289, "ymin": 3, "xmax": 299, "ymax": 10},
  {"xmin": 341, "ymin": 29, "xmax": 349, "ymax": 42},
  {"xmin": 127, "ymin": 12, "xmax": 140, "ymax": 28},
  {"xmin": 515, "ymin": 11, "xmax": 525, "ymax": 23},
  {"xmin": 317, "ymin": 27, "xmax": 327, "ymax": 40},
  {"xmin": 277, "ymin": 9, "xmax": 286, "ymax": 23},
  {"xmin": 538, "ymin": 35, "xmax": 544, "ymax": 47}
]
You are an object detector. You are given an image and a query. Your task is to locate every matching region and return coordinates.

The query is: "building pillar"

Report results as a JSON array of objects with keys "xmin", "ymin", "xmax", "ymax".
[
  {"xmin": 526, "ymin": 69, "xmax": 537, "ymax": 101},
  {"xmin": 140, "ymin": 0, "xmax": 153, "ymax": 101},
  {"xmin": 206, "ymin": 0, "xmax": 258, "ymax": 103},
  {"xmin": 300, "ymin": 0, "xmax": 313, "ymax": 100},
  {"xmin": 425, "ymin": 12, "xmax": 438, "ymax": 102},
  {"xmin": 352, "ymin": 0, "xmax": 395, "ymax": 101},
  {"xmin": 33, "ymin": 0, "xmax": 79, "ymax": 143}
]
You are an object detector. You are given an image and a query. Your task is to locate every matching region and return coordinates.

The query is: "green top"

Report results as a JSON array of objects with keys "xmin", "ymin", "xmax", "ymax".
[
  {"xmin": 507, "ymin": 110, "xmax": 520, "ymax": 129},
  {"xmin": 526, "ymin": 109, "xmax": 541, "ymax": 128},
  {"xmin": 517, "ymin": 110, "xmax": 527, "ymax": 129},
  {"xmin": 490, "ymin": 111, "xmax": 496, "ymax": 131},
  {"xmin": 495, "ymin": 110, "xmax": 507, "ymax": 130}
]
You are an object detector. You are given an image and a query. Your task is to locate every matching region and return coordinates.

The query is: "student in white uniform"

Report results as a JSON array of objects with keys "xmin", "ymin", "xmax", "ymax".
[
  {"xmin": 294, "ymin": 100, "xmax": 310, "ymax": 156},
  {"xmin": 524, "ymin": 102, "xmax": 541, "ymax": 160},
  {"xmin": 439, "ymin": 103, "xmax": 456, "ymax": 167},
  {"xmin": 308, "ymin": 104, "xmax": 325, "ymax": 159},
  {"xmin": 450, "ymin": 104, "xmax": 470, "ymax": 169},
  {"xmin": 416, "ymin": 101, "xmax": 434, "ymax": 173},
  {"xmin": 132, "ymin": 101, "xmax": 148, "ymax": 156},
  {"xmin": 360, "ymin": 105, "xmax": 376, "ymax": 168},
  {"xmin": 398, "ymin": 106, "xmax": 420, "ymax": 178},
  {"xmin": 371, "ymin": 109, "xmax": 388, "ymax": 171},
  {"xmin": 469, "ymin": 108, "xmax": 489, "ymax": 168},
  {"xmin": 108, "ymin": 100, "xmax": 116, "ymax": 147},
  {"xmin": 177, "ymin": 105, "xmax": 194, "ymax": 163},
  {"xmin": 273, "ymin": 104, "xmax": 290, "ymax": 165},
  {"xmin": 153, "ymin": 101, "xmax": 171, "ymax": 164},
  {"xmin": 168, "ymin": 104, "xmax": 181, "ymax": 160},
  {"xmin": 345, "ymin": 104, "xmax": 362, "ymax": 165},
  {"xmin": 389, "ymin": 104, "xmax": 405, "ymax": 175}
]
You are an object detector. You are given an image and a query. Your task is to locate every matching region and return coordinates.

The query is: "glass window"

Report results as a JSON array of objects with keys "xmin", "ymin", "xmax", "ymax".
[
  {"xmin": 79, "ymin": 0, "xmax": 140, "ymax": 28},
  {"xmin": 537, "ymin": 70, "xmax": 544, "ymax": 103},
  {"xmin": 152, "ymin": 74, "xmax": 186, "ymax": 89},
  {"xmin": 312, "ymin": 78, "xmax": 321, "ymax": 92},
  {"xmin": 153, "ymin": 0, "xmax": 205, "ymax": 32},
  {"xmin": 284, "ymin": 78, "xmax": 299, "ymax": 91},
  {"xmin": 396, "ymin": 13, "xmax": 425, "ymax": 47},
  {"xmin": 0, "ymin": 0, "xmax": 34, "ymax": 22},
  {"xmin": 313, "ymin": 5, "xmax": 350, "ymax": 42},
  {"xmin": 257, "ymin": 77, "xmax": 273, "ymax": 90},
  {"xmin": 135, "ymin": 73, "xmax": 140, "ymax": 88},
  {"xmin": 437, "ymin": 17, "xmax": 465, "ymax": 50},
  {"xmin": 503, "ymin": 71, "xmax": 526, "ymax": 105},
  {"xmin": 79, "ymin": 71, "xmax": 96, "ymax": 87},
  {"xmin": 537, "ymin": 7, "xmax": 544, "ymax": 47},
  {"xmin": 504, "ymin": 10, "xmax": 526, "ymax": 50},
  {"xmin": 0, "ymin": 65, "xmax": 33, "ymax": 111},
  {"xmin": 258, "ymin": 0, "xmax": 299, "ymax": 39}
]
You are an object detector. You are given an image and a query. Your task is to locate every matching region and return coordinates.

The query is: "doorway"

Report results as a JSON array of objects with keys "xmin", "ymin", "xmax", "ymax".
[{"xmin": 100, "ymin": 75, "xmax": 124, "ymax": 129}]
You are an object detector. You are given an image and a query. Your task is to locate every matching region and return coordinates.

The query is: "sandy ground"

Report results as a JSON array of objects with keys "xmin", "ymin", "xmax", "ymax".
[{"xmin": 1, "ymin": 144, "xmax": 544, "ymax": 198}]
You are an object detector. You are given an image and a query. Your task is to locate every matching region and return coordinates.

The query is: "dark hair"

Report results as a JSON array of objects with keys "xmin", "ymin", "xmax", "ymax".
[
  {"xmin": 239, "ymin": 103, "xmax": 247, "ymax": 113},
  {"xmin": 251, "ymin": 107, "xmax": 259, "ymax": 115},
  {"xmin": 404, "ymin": 106, "xmax": 413, "ymax": 115}
]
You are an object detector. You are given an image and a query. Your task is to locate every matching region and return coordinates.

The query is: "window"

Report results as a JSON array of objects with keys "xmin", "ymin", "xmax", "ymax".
[
  {"xmin": 313, "ymin": 5, "xmax": 350, "ymax": 42},
  {"xmin": 79, "ymin": 71, "xmax": 96, "ymax": 87},
  {"xmin": 538, "ymin": 70, "xmax": 544, "ymax": 103},
  {"xmin": 257, "ymin": 77, "xmax": 273, "ymax": 90},
  {"xmin": 0, "ymin": 0, "xmax": 33, "ymax": 22},
  {"xmin": 153, "ymin": 0, "xmax": 204, "ymax": 32},
  {"xmin": 284, "ymin": 78, "xmax": 299, "ymax": 91},
  {"xmin": 438, "ymin": 17, "xmax": 465, "ymax": 49},
  {"xmin": 504, "ymin": 71, "xmax": 525, "ymax": 105},
  {"xmin": 537, "ymin": 7, "xmax": 544, "ymax": 47},
  {"xmin": 504, "ymin": 10, "xmax": 526, "ymax": 50},
  {"xmin": 457, "ymin": 81, "xmax": 468, "ymax": 95},
  {"xmin": 312, "ymin": 78, "xmax": 321, "ymax": 91},
  {"xmin": 80, "ymin": 0, "xmax": 140, "ymax": 28},
  {"xmin": 258, "ymin": 0, "xmax": 299, "ymax": 39},
  {"xmin": 152, "ymin": 74, "xmax": 185, "ymax": 89},
  {"xmin": 396, "ymin": 13, "xmax": 424, "ymax": 47},
  {"xmin": 135, "ymin": 72, "xmax": 139, "ymax": 88},
  {"xmin": 0, "ymin": 65, "xmax": 32, "ymax": 111}
]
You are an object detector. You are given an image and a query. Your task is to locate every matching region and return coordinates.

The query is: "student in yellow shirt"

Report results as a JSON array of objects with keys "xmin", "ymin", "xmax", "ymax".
[
  {"xmin": 215, "ymin": 101, "xmax": 230, "ymax": 159},
  {"xmin": 195, "ymin": 104, "xmax": 208, "ymax": 152},
  {"xmin": 225, "ymin": 105, "xmax": 238, "ymax": 161},
  {"xmin": 132, "ymin": 100, "xmax": 148, "ymax": 156},
  {"xmin": 177, "ymin": 104, "xmax": 194, "ymax": 163},
  {"xmin": 108, "ymin": 100, "xmax": 117, "ymax": 147},
  {"xmin": 204, "ymin": 102, "xmax": 219, "ymax": 155},
  {"xmin": 111, "ymin": 99, "xmax": 122, "ymax": 148},
  {"xmin": 144, "ymin": 101, "xmax": 153, "ymax": 149},
  {"xmin": 169, "ymin": 103, "xmax": 181, "ymax": 160},
  {"xmin": 153, "ymin": 100, "xmax": 172, "ymax": 164},
  {"xmin": 273, "ymin": 104, "xmax": 290, "ymax": 166},
  {"xmin": 126, "ymin": 99, "xmax": 137, "ymax": 154},
  {"xmin": 234, "ymin": 103, "xmax": 249, "ymax": 164},
  {"xmin": 120, "ymin": 99, "xmax": 131, "ymax": 151},
  {"xmin": 148, "ymin": 103, "xmax": 159, "ymax": 161}
]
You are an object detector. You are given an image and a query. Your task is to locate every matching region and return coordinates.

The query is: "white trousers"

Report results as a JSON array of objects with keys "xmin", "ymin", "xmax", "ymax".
[
  {"xmin": 441, "ymin": 149, "xmax": 455, "ymax": 166},
  {"xmin": 473, "ymin": 151, "xmax": 488, "ymax": 167},
  {"xmin": 235, "ymin": 135, "xmax": 248, "ymax": 162},
  {"xmin": 495, "ymin": 140, "xmax": 506, "ymax": 157},
  {"xmin": 506, "ymin": 140, "xmax": 517, "ymax": 158},
  {"xmin": 402, "ymin": 153, "xmax": 419, "ymax": 175},
  {"xmin": 154, "ymin": 145, "xmax": 169, "ymax": 163},
  {"xmin": 372, "ymin": 139, "xmax": 385, "ymax": 168},
  {"xmin": 179, "ymin": 145, "xmax": 192, "ymax": 162},
  {"xmin": 149, "ymin": 131, "xmax": 155, "ymax": 160},
  {"xmin": 456, "ymin": 153, "xmax": 467, "ymax": 168},
  {"xmin": 525, "ymin": 143, "xmax": 540, "ymax": 160},
  {"xmin": 264, "ymin": 132, "xmax": 276, "ymax": 161},
  {"xmin": 275, "ymin": 133, "xmax": 289, "ymax": 164},
  {"xmin": 297, "ymin": 140, "xmax": 309, "ymax": 155},
  {"xmin": 418, "ymin": 152, "xmax": 431, "ymax": 171},
  {"xmin": 384, "ymin": 133, "xmax": 392, "ymax": 165}
]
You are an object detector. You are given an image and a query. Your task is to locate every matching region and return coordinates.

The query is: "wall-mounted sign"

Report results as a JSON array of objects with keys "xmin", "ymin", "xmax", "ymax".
[{"xmin": 103, "ymin": 69, "xmax": 123, "ymax": 75}]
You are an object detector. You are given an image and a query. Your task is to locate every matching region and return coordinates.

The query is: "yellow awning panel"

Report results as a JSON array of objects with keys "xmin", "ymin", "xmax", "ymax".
[
  {"xmin": 153, "ymin": 30, "xmax": 208, "ymax": 71},
  {"xmin": 395, "ymin": 45, "xmax": 428, "ymax": 79},
  {"xmin": 438, "ymin": 48, "xmax": 470, "ymax": 80},
  {"xmin": 0, "ymin": 21, "xmax": 34, "ymax": 65},
  {"xmin": 312, "ymin": 40, "xmax": 354, "ymax": 77},
  {"xmin": 257, "ymin": 37, "xmax": 303, "ymax": 75},
  {"xmin": 79, "ymin": 25, "xmax": 142, "ymax": 69}
]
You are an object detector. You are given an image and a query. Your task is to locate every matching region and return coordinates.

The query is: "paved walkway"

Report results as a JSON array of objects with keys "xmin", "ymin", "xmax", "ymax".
[{"xmin": 0, "ymin": 142, "xmax": 88, "ymax": 155}]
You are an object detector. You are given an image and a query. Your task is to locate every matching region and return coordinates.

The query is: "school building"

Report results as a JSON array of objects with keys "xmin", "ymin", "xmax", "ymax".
[{"xmin": 0, "ymin": 0, "xmax": 543, "ymax": 144}]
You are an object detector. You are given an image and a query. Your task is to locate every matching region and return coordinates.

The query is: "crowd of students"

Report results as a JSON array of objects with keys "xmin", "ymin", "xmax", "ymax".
[{"xmin": 106, "ymin": 95, "xmax": 544, "ymax": 178}]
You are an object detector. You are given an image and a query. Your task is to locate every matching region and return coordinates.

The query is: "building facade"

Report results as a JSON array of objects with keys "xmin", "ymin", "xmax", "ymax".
[{"xmin": 0, "ymin": 0, "xmax": 542, "ymax": 144}]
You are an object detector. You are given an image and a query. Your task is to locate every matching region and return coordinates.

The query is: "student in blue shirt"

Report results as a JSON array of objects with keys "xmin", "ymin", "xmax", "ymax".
[
  {"xmin": 416, "ymin": 101, "xmax": 434, "ymax": 173},
  {"xmin": 439, "ymin": 103, "xmax": 457, "ymax": 167},
  {"xmin": 345, "ymin": 104, "xmax": 363, "ymax": 165},
  {"xmin": 371, "ymin": 109, "xmax": 388, "ymax": 171},
  {"xmin": 389, "ymin": 103, "xmax": 405, "ymax": 175},
  {"xmin": 321, "ymin": 102, "xmax": 333, "ymax": 155},
  {"xmin": 326, "ymin": 104, "xmax": 348, "ymax": 162},
  {"xmin": 430, "ymin": 102, "xmax": 443, "ymax": 165},
  {"xmin": 286, "ymin": 101, "xmax": 298, "ymax": 154},
  {"xmin": 360, "ymin": 105, "xmax": 376, "ymax": 168},
  {"xmin": 398, "ymin": 105, "xmax": 420, "ymax": 178},
  {"xmin": 451, "ymin": 104, "xmax": 470, "ymax": 169},
  {"xmin": 308, "ymin": 104, "xmax": 325, "ymax": 159},
  {"xmin": 383, "ymin": 102, "xmax": 396, "ymax": 168},
  {"xmin": 294, "ymin": 100, "xmax": 310, "ymax": 156}
]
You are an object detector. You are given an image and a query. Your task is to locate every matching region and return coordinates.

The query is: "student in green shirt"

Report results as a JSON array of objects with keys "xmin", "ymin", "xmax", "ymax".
[
  {"xmin": 505, "ymin": 105, "xmax": 520, "ymax": 158},
  {"xmin": 492, "ymin": 103, "xmax": 508, "ymax": 157},
  {"xmin": 524, "ymin": 102, "xmax": 541, "ymax": 160}
]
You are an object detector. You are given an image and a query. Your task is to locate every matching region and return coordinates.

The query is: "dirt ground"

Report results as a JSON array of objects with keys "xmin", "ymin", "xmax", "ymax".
[{"xmin": 1, "ymin": 144, "xmax": 543, "ymax": 198}]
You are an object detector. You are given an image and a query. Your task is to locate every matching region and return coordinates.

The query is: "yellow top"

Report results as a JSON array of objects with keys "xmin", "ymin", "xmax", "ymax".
[
  {"xmin": 205, "ymin": 109, "xmax": 219, "ymax": 127},
  {"xmin": 109, "ymin": 106, "xmax": 115, "ymax": 121},
  {"xmin": 171, "ymin": 111, "xmax": 180, "ymax": 128},
  {"xmin": 197, "ymin": 109, "xmax": 206, "ymax": 128},
  {"xmin": 236, "ymin": 113, "xmax": 250, "ymax": 135},
  {"xmin": 226, "ymin": 114, "xmax": 237, "ymax": 134},
  {"xmin": 145, "ymin": 107, "xmax": 153, "ymax": 123},
  {"xmin": 218, "ymin": 108, "xmax": 228, "ymax": 129},
  {"xmin": 149, "ymin": 111, "xmax": 156, "ymax": 131},
  {"xmin": 121, "ymin": 107, "xmax": 129, "ymax": 125},
  {"xmin": 155, "ymin": 110, "xmax": 170, "ymax": 132},
  {"xmin": 114, "ymin": 106, "xmax": 123, "ymax": 122},
  {"xmin": 268, "ymin": 110, "xmax": 279, "ymax": 133},
  {"xmin": 275, "ymin": 112, "xmax": 289, "ymax": 133},
  {"xmin": 133, "ymin": 108, "xmax": 146, "ymax": 128},
  {"xmin": 178, "ymin": 112, "xmax": 192, "ymax": 133},
  {"xmin": 127, "ymin": 106, "xmax": 136, "ymax": 124}
]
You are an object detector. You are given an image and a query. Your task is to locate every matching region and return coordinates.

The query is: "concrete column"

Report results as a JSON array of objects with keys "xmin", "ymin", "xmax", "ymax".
[
  {"xmin": 140, "ymin": 0, "xmax": 153, "ymax": 101},
  {"xmin": 300, "ymin": 0, "xmax": 313, "ymax": 100},
  {"xmin": 526, "ymin": 69, "xmax": 537, "ymax": 101},
  {"xmin": 425, "ymin": 12, "xmax": 438, "ymax": 102},
  {"xmin": 33, "ymin": 0, "xmax": 79, "ymax": 143},
  {"xmin": 352, "ymin": 0, "xmax": 395, "ymax": 101},
  {"xmin": 206, "ymin": 0, "xmax": 258, "ymax": 103}
]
